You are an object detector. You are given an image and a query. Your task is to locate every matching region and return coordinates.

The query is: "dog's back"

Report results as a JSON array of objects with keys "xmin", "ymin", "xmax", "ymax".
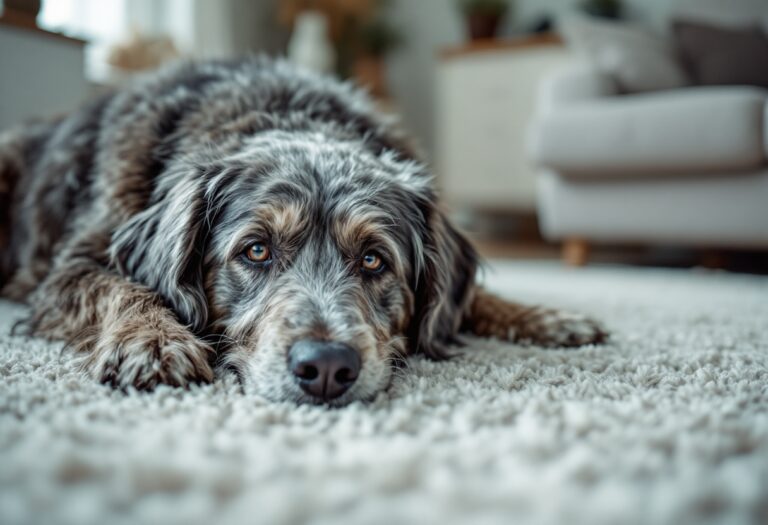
[{"xmin": 0, "ymin": 58, "xmax": 413, "ymax": 300}]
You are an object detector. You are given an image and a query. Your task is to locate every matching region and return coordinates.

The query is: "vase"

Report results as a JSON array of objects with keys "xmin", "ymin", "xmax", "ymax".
[{"xmin": 287, "ymin": 11, "xmax": 335, "ymax": 74}]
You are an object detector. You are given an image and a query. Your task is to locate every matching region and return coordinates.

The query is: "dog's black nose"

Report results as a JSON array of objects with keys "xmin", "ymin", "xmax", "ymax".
[{"xmin": 288, "ymin": 340, "xmax": 361, "ymax": 401}]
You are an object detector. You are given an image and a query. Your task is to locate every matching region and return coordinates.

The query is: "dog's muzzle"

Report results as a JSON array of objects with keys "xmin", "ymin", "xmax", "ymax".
[{"xmin": 287, "ymin": 340, "xmax": 361, "ymax": 402}]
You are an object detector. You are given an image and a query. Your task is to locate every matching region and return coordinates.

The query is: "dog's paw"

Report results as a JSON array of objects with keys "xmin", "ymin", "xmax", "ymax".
[
  {"xmin": 83, "ymin": 316, "xmax": 215, "ymax": 390},
  {"xmin": 511, "ymin": 307, "xmax": 607, "ymax": 348},
  {"xmin": 468, "ymin": 289, "xmax": 607, "ymax": 348}
]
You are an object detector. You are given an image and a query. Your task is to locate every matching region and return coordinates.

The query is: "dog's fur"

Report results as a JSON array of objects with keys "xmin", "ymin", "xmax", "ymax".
[{"xmin": 0, "ymin": 58, "xmax": 605, "ymax": 405}]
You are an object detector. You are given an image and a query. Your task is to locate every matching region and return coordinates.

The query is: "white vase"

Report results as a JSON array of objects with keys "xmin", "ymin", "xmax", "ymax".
[{"xmin": 287, "ymin": 11, "xmax": 335, "ymax": 74}]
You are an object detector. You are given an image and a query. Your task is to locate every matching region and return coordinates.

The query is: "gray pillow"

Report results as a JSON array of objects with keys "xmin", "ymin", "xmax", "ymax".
[
  {"xmin": 559, "ymin": 15, "xmax": 690, "ymax": 93},
  {"xmin": 673, "ymin": 20, "xmax": 768, "ymax": 89}
]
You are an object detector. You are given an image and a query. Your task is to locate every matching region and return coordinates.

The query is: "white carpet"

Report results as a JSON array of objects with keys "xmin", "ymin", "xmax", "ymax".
[{"xmin": 1, "ymin": 261, "xmax": 767, "ymax": 525}]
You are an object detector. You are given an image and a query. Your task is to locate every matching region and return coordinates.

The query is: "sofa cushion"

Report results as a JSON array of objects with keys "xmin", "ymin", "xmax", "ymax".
[
  {"xmin": 673, "ymin": 20, "xmax": 768, "ymax": 89},
  {"xmin": 537, "ymin": 169, "xmax": 768, "ymax": 246},
  {"xmin": 671, "ymin": 0, "xmax": 768, "ymax": 33},
  {"xmin": 531, "ymin": 86, "xmax": 768, "ymax": 178},
  {"xmin": 558, "ymin": 15, "xmax": 689, "ymax": 93}
]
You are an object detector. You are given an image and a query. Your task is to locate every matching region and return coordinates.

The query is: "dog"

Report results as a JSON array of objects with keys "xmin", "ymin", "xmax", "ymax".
[{"xmin": 0, "ymin": 58, "xmax": 605, "ymax": 405}]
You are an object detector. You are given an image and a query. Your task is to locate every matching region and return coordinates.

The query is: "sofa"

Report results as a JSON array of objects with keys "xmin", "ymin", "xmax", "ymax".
[{"xmin": 528, "ymin": 0, "xmax": 768, "ymax": 264}]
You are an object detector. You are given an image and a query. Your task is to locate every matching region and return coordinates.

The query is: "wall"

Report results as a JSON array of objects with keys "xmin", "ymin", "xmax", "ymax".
[{"xmin": 131, "ymin": 0, "xmax": 285, "ymax": 60}]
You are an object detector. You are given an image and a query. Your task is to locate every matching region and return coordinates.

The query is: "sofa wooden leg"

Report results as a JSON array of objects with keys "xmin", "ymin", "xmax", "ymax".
[
  {"xmin": 700, "ymin": 250, "xmax": 727, "ymax": 270},
  {"xmin": 562, "ymin": 238, "xmax": 589, "ymax": 266}
]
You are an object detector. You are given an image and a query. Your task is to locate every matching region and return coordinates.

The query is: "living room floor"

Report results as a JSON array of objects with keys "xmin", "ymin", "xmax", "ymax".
[
  {"xmin": 2, "ymin": 259, "xmax": 767, "ymax": 525},
  {"xmin": 472, "ymin": 237, "xmax": 768, "ymax": 275}
]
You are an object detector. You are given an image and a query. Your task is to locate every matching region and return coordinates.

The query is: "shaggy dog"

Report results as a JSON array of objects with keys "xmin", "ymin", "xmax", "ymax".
[{"xmin": 0, "ymin": 58, "xmax": 605, "ymax": 405}]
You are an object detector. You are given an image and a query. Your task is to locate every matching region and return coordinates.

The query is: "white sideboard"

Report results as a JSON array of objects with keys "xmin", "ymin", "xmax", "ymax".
[
  {"xmin": 435, "ymin": 35, "xmax": 571, "ymax": 212},
  {"xmin": 0, "ymin": 18, "xmax": 88, "ymax": 130}
]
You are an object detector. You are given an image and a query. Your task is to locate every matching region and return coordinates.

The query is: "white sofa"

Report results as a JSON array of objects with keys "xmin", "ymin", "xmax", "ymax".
[{"xmin": 528, "ymin": 1, "xmax": 768, "ymax": 263}]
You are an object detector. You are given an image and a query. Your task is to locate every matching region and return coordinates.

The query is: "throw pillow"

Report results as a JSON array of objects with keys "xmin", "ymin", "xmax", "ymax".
[
  {"xmin": 558, "ymin": 14, "xmax": 690, "ymax": 93},
  {"xmin": 673, "ymin": 20, "xmax": 768, "ymax": 89}
]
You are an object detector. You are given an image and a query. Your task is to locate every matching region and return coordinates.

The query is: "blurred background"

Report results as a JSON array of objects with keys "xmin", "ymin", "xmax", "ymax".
[{"xmin": 1, "ymin": 0, "xmax": 767, "ymax": 273}]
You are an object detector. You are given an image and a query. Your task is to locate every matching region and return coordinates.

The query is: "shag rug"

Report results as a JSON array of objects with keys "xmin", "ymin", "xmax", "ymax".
[{"xmin": 1, "ymin": 261, "xmax": 767, "ymax": 525}]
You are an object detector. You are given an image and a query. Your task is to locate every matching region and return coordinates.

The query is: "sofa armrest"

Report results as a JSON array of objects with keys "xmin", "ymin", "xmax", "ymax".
[
  {"xmin": 529, "ymin": 86, "xmax": 767, "ymax": 177},
  {"xmin": 536, "ymin": 62, "xmax": 619, "ymax": 114}
]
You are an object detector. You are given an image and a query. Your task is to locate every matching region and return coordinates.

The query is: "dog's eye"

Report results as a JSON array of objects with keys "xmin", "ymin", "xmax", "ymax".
[
  {"xmin": 361, "ymin": 252, "xmax": 384, "ymax": 273},
  {"xmin": 245, "ymin": 243, "xmax": 271, "ymax": 263}
]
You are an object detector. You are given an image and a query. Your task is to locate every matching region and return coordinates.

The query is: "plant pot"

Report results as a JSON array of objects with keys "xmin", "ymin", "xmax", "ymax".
[
  {"xmin": 466, "ymin": 13, "xmax": 504, "ymax": 41},
  {"xmin": 4, "ymin": 0, "xmax": 41, "ymax": 17},
  {"xmin": 353, "ymin": 56, "xmax": 387, "ymax": 98},
  {"xmin": 583, "ymin": 5, "xmax": 622, "ymax": 19}
]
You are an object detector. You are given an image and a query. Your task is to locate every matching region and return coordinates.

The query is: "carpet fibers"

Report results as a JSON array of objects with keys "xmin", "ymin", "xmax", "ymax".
[{"xmin": 1, "ymin": 261, "xmax": 767, "ymax": 525}]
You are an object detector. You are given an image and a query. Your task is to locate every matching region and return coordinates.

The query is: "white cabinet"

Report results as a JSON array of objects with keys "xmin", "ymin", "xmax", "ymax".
[
  {"xmin": 0, "ymin": 21, "xmax": 88, "ymax": 130},
  {"xmin": 436, "ymin": 35, "xmax": 570, "ymax": 212}
]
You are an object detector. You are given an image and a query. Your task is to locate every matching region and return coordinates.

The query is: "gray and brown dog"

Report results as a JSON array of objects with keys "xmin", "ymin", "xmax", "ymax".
[{"xmin": 0, "ymin": 58, "xmax": 605, "ymax": 406}]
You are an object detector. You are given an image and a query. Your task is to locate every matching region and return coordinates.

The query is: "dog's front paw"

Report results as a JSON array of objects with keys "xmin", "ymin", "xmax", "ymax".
[
  {"xmin": 468, "ymin": 289, "xmax": 607, "ymax": 348},
  {"xmin": 511, "ymin": 307, "xmax": 607, "ymax": 348},
  {"xmin": 83, "ymin": 316, "xmax": 215, "ymax": 390}
]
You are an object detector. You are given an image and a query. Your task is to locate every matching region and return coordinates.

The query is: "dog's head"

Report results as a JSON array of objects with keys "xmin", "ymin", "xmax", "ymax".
[{"xmin": 112, "ymin": 131, "xmax": 477, "ymax": 405}]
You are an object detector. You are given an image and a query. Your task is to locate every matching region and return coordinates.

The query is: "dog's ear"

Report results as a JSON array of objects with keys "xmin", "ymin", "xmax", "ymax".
[
  {"xmin": 110, "ymin": 165, "xmax": 220, "ymax": 332},
  {"xmin": 408, "ymin": 192, "xmax": 478, "ymax": 359}
]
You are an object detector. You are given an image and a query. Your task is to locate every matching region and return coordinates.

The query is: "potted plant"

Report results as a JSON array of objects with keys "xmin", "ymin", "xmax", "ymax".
[
  {"xmin": 581, "ymin": 0, "xmax": 623, "ymax": 19},
  {"xmin": 353, "ymin": 17, "xmax": 402, "ymax": 97},
  {"xmin": 1, "ymin": 0, "xmax": 42, "ymax": 27},
  {"xmin": 4, "ymin": 0, "xmax": 41, "ymax": 17},
  {"xmin": 457, "ymin": 0, "xmax": 509, "ymax": 41}
]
